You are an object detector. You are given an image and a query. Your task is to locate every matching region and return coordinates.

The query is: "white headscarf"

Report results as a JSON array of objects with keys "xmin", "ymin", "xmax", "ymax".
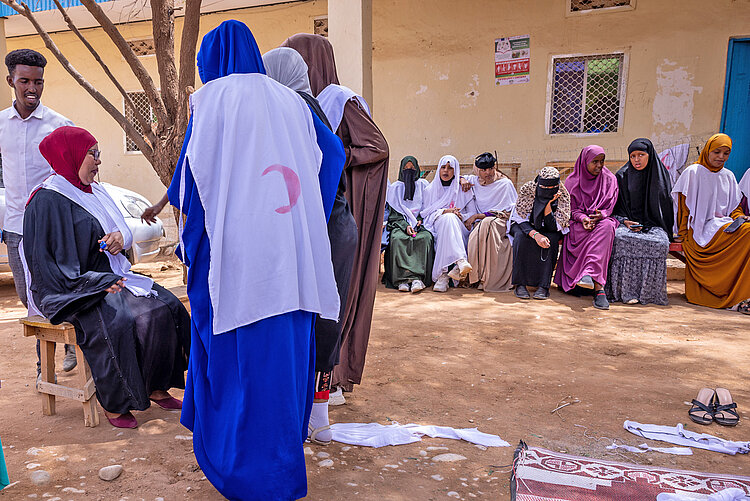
[
  {"xmin": 317, "ymin": 84, "xmax": 371, "ymax": 133},
  {"xmin": 739, "ymin": 168, "xmax": 750, "ymax": 202},
  {"xmin": 671, "ymin": 163, "xmax": 741, "ymax": 247},
  {"xmin": 386, "ymin": 178, "xmax": 428, "ymax": 228},
  {"xmin": 262, "ymin": 47, "xmax": 312, "ymax": 95},
  {"xmin": 182, "ymin": 72, "xmax": 339, "ymax": 334},
  {"xmin": 420, "ymin": 155, "xmax": 467, "ymax": 232}
]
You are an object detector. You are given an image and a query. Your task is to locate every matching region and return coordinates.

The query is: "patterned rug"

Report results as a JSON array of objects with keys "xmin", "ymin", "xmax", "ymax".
[{"xmin": 511, "ymin": 442, "xmax": 750, "ymax": 500}]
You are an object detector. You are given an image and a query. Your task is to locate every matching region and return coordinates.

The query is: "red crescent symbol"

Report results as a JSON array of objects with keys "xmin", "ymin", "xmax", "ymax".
[{"xmin": 262, "ymin": 164, "xmax": 301, "ymax": 214}]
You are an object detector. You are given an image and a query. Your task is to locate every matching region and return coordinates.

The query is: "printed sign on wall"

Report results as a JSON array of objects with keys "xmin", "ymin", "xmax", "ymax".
[{"xmin": 495, "ymin": 35, "xmax": 530, "ymax": 86}]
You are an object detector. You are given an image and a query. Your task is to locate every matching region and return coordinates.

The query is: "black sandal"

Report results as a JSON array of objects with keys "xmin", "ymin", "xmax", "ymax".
[
  {"xmin": 688, "ymin": 387, "xmax": 715, "ymax": 425},
  {"xmin": 713, "ymin": 388, "xmax": 740, "ymax": 427}
]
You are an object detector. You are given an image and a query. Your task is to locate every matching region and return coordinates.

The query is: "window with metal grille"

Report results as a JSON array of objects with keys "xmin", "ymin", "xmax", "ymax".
[
  {"xmin": 570, "ymin": 0, "xmax": 631, "ymax": 12},
  {"xmin": 314, "ymin": 16, "xmax": 328, "ymax": 37},
  {"xmin": 127, "ymin": 37, "xmax": 156, "ymax": 57},
  {"xmin": 124, "ymin": 91, "xmax": 154, "ymax": 152},
  {"xmin": 548, "ymin": 54, "xmax": 624, "ymax": 135}
]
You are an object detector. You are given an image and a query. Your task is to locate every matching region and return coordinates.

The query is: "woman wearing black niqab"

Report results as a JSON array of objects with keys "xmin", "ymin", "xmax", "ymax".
[{"xmin": 606, "ymin": 138, "xmax": 673, "ymax": 305}]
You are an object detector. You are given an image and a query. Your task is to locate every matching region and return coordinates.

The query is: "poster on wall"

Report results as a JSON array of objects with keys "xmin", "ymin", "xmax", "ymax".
[{"xmin": 495, "ymin": 35, "xmax": 530, "ymax": 86}]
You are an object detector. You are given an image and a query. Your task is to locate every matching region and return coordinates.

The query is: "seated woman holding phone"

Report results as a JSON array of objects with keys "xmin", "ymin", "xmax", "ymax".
[
  {"xmin": 554, "ymin": 145, "xmax": 618, "ymax": 310},
  {"xmin": 672, "ymin": 133, "xmax": 750, "ymax": 314},
  {"xmin": 605, "ymin": 138, "xmax": 673, "ymax": 306}
]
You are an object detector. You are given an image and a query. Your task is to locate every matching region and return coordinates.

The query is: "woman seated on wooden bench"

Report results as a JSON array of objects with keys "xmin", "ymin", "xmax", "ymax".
[
  {"xmin": 23, "ymin": 126, "xmax": 191, "ymax": 428},
  {"xmin": 605, "ymin": 138, "xmax": 673, "ymax": 306},
  {"xmin": 672, "ymin": 133, "xmax": 750, "ymax": 314}
]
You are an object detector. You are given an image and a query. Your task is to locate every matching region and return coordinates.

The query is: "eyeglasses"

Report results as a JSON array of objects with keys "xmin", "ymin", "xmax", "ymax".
[{"xmin": 88, "ymin": 149, "xmax": 101, "ymax": 161}]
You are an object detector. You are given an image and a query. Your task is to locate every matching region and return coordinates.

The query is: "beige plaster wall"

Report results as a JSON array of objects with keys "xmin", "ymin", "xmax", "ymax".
[
  {"xmin": 371, "ymin": 0, "xmax": 750, "ymax": 182},
  {"xmin": 5, "ymin": 0, "xmax": 328, "ymax": 205}
]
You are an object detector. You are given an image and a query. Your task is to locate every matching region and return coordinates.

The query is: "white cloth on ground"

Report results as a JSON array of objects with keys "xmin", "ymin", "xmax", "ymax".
[
  {"xmin": 739, "ymin": 168, "xmax": 750, "ymax": 201},
  {"xmin": 385, "ymin": 178, "xmax": 429, "ymax": 229},
  {"xmin": 624, "ymin": 421, "xmax": 750, "ymax": 455},
  {"xmin": 606, "ymin": 442, "xmax": 692, "ymax": 455},
  {"xmin": 261, "ymin": 47, "xmax": 313, "ymax": 95},
  {"xmin": 36, "ymin": 175, "xmax": 154, "ymax": 297},
  {"xmin": 671, "ymin": 164, "xmax": 742, "ymax": 247},
  {"xmin": 461, "ymin": 174, "xmax": 517, "ymax": 217},
  {"xmin": 329, "ymin": 422, "xmax": 510, "ymax": 448},
  {"xmin": 182, "ymin": 72, "xmax": 339, "ymax": 334},
  {"xmin": 657, "ymin": 488, "xmax": 749, "ymax": 501},
  {"xmin": 317, "ymin": 83, "xmax": 371, "ymax": 133}
]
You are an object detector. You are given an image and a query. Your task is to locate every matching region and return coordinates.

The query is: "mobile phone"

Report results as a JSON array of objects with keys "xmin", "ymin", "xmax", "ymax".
[{"xmin": 630, "ymin": 223, "xmax": 643, "ymax": 229}]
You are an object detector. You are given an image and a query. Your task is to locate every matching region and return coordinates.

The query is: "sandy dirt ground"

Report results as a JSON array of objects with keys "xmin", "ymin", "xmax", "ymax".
[{"xmin": 0, "ymin": 259, "xmax": 748, "ymax": 500}]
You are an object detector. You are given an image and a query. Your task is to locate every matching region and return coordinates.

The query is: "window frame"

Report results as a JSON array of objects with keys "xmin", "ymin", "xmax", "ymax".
[
  {"xmin": 565, "ymin": 0, "xmax": 636, "ymax": 17},
  {"xmin": 122, "ymin": 91, "xmax": 156, "ymax": 155},
  {"xmin": 544, "ymin": 51, "xmax": 629, "ymax": 138}
]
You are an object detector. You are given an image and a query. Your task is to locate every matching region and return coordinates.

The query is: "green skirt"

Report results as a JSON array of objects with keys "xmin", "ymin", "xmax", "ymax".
[
  {"xmin": 0, "ymin": 435, "xmax": 8, "ymax": 490},
  {"xmin": 383, "ymin": 223, "xmax": 435, "ymax": 288}
]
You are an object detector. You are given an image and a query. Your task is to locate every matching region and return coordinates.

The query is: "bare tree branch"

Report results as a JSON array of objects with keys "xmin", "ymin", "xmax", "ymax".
[
  {"xmin": 172, "ymin": 0, "xmax": 201, "ymax": 143},
  {"xmin": 49, "ymin": 0, "xmax": 157, "ymax": 147},
  {"xmin": 151, "ymin": 0, "xmax": 178, "ymax": 120},
  {"xmin": 78, "ymin": 0, "xmax": 169, "ymax": 131},
  {"xmin": 0, "ymin": 0, "xmax": 155, "ymax": 160}
]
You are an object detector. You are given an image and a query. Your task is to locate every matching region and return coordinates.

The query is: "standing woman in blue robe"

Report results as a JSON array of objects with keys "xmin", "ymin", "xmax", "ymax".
[{"xmin": 169, "ymin": 21, "xmax": 340, "ymax": 501}]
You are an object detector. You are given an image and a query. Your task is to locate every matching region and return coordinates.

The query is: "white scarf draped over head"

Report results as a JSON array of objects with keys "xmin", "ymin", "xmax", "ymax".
[
  {"xmin": 386, "ymin": 178, "xmax": 428, "ymax": 228},
  {"xmin": 262, "ymin": 47, "xmax": 312, "ymax": 95},
  {"xmin": 672, "ymin": 163, "xmax": 741, "ymax": 247},
  {"xmin": 317, "ymin": 84, "xmax": 371, "ymax": 133},
  {"xmin": 34, "ymin": 175, "xmax": 154, "ymax": 297},
  {"xmin": 420, "ymin": 155, "xmax": 466, "ymax": 232},
  {"xmin": 182, "ymin": 72, "xmax": 340, "ymax": 334}
]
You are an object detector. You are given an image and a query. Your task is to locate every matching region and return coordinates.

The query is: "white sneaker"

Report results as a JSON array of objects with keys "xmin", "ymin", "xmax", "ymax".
[
  {"xmin": 433, "ymin": 274, "xmax": 450, "ymax": 292},
  {"xmin": 329, "ymin": 387, "xmax": 346, "ymax": 406},
  {"xmin": 411, "ymin": 279, "xmax": 426, "ymax": 293},
  {"xmin": 398, "ymin": 282, "xmax": 410, "ymax": 292},
  {"xmin": 447, "ymin": 265, "xmax": 461, "ymax": 282},
  {"xmin": 457, "ymin": 258, "xmax": 473, "ymax": 277}
]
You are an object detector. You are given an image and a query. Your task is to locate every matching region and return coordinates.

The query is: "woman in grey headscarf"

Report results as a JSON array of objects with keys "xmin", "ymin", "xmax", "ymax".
[{"xmin": 264, "ymin": 47, "xmax": 358, "ymax": 444}]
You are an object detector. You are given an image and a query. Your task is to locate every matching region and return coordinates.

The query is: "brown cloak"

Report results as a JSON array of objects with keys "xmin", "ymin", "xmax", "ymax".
[{"xmin": 282, "ymin": 34, "xmax": 390, "ymax": 390}]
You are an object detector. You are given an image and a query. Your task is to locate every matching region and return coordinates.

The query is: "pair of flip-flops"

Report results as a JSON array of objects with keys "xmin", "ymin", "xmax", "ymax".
[{"xmin": 688, "ymin": 387, "xmax": 739, "ymax": 426}]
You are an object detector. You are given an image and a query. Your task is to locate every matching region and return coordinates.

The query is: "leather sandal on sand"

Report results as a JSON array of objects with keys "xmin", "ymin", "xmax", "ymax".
[
  {"xmin": 307, "ymin": 423, "xmax": 332, "ymax": 446},
  {"xmin": 688, "ymin": 387, "xmax": 715, "ymax": 425},
  {"xmin": 713, "ymin": 388, "xmax": 740, "ymax": 427}
]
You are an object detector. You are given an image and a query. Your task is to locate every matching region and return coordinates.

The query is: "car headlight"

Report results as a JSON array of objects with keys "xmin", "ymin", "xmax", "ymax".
[{"xmin": 120, "ymin": 195, "xmax": 151, "ymax": 218}]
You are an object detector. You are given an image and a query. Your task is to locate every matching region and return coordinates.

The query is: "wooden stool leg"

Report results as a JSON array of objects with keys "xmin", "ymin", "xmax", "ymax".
[
  {"xmin": 40, "ymin": 339, "xmax": 56, "ymax": 416},
  {"xmin": 76, "ymin": 346, "xmax": 99, "ymax": 427}
]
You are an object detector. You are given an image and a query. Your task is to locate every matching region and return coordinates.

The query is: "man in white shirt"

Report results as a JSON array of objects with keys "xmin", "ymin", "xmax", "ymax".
[{"xmin": 1, "ymin": 49, "xmax": 75, "ymax": 376}]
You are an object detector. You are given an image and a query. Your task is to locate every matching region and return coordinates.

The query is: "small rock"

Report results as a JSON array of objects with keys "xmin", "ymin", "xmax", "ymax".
[
  {"xmin": 419, "ymin": 450, "xmax": 428, "ymax": 457},
  {"xmin": 384, "ymin": 464, "xmax": 398, "ymax": 469},
  {"xmin": 346, "ymin": 482, "xmax": 358, "ymax": 487},
  {"xmin": 304, "ymin": 447, "xmax": 314, "ymax": 456},
  {"xmin": 186, "ymin": 487, "xmax": 192, "ymax": 492},
  {"xmin": 432, "ymin": 453, "xmax": 467, "ymax": 462},
  {"xmin": 27, "ymin": 447, "xmax": 44, "ymax": 456},
  {"xmin": 56, "ymin": 456, "xmax": 69, "ymax": 462},
  {"xmin": 155, "ymin": 498, "xmax": 165, "ymax": 501},
  {"xmin": 26, "ymin": 463, "xmax": 41, "ymax": 469},
  {"xmin": 431, "ymin": 474, "xmax": 444, "ymax": 481},
  {"xmin": 318, "ymin": 459, "xmax": 334, "ymax": 467},
  {"xmin": 468, "ymin": 494, "xmax": 477, "ymax": 498},
  {"xmin": 447, "ymin": 492, "xmax": 460, "ymax": 499},
  {"xmin": 341, "ymin": 446, "xmax": 351, "ymax": 452},
  {"xmin": 174, "ymin": 435, "xmax": 192, "ymax": 441},
  {"xmin": 316, "ymin": 452, "xmax": 330, "ymax": 459},
  {"xmin": 62, "ymin": 487, "xmax": 85, "ymax": 494},
  {"xmin": 426, "ymin": 446, "xmax": 449, "ymax": 451},
  {"xmin": 475, "ymin": 445, "xmax": 487, "ymax": 451},
  {"xmin": 98, "ymin": 465, "xmax": 123, "ymax": 481},
  {"xmin": 30, "ymin": 470, "xmax": 51, "ymax": 485}
]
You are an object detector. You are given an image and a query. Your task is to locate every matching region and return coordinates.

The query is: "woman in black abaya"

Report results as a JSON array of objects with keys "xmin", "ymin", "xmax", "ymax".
[{"xmin": 23, "ymin": 126, "xmax": 190, "ymax": 429}]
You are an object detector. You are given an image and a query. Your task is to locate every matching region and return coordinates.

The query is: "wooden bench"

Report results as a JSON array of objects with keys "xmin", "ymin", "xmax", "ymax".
[
  {"xmin": 21, "ymin": 285, "xmax": 190, "ymax": 427},
  {"xmin": 21, "ymin": 316, "xmax": 99, "ymax": 427}
]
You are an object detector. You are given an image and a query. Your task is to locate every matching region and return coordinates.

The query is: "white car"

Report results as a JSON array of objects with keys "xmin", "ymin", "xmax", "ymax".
[{"xmin": 0, "ymin": 182, "xmax": 164, "ymax": 272}]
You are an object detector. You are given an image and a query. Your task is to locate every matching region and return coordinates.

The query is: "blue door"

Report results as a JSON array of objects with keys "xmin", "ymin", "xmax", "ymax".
[{"xmin": 721, "ymin": 38, "xmax": 750, "ymax": 180}]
